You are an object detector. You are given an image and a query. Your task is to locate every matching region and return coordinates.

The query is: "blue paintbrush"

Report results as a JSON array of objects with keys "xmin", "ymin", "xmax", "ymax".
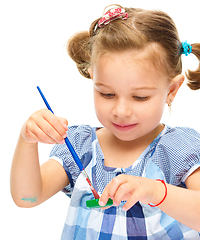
[{"xmin": 36, "ymin": 86, "xmax": 100, "ymax": 199}]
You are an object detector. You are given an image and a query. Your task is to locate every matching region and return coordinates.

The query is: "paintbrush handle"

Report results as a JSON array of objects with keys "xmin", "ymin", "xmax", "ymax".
[
  {"xmin": 37, "ymin": 86, "xmax": 100, "ymax": 198},
  {"xmin": 37, "ymin": 86, "xmax": 54, "ymax": 114},
  {"xmin": 37, "ymin": 86, "xmax": 84, "ymax": 171},
  {"xmin": 64, "ymin": 137, "xmax": 84, "ymax": 171}
]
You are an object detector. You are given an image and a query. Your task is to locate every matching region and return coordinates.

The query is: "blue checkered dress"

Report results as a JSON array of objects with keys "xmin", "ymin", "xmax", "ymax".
[{"xmin": 49, "ymin": 125, "xmax": 200, "ymax": 239}]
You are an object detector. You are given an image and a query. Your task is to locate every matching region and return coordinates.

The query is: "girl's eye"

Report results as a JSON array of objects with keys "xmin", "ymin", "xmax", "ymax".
[
  {"xmin": 100, "ymin": 93, "xmax": 115, "ymax": 99},
  {"xmin": 133, "ymin": 96, "xmax": 149, "ymax": 101}
]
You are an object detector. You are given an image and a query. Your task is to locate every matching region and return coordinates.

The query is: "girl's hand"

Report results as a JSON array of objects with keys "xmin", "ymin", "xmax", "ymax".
[
  {"xmin": 99, "ymin": 175, "xmax": 165, "ymax": 211},
  {"xmin": 21, "ymin": 109, "xmax": 68, "ymax": 144}
]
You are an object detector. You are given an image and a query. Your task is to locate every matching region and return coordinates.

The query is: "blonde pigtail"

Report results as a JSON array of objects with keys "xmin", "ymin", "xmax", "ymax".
[
  {"xmin": 186, "ymin": 43, "xmax": 200, "ymax": 90},
  {"xmin": 67, "ymin": 31, "xmax": 91, "ymax": 79}
]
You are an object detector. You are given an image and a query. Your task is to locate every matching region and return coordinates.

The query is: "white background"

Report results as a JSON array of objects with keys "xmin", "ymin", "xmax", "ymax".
[{"xmin": 1, "ymin": 0, "xmax": 200, "ymax": 239}]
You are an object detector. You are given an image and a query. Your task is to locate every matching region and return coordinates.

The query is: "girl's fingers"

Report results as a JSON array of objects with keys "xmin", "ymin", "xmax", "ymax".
[
  {"xmin": 23, "ymin": 127, "xmax": 40, "ymax": 143},
  {"xmin": 57, "ymin": 117, "xmax": 68, "ymax": 131},
  {"xmin": 34, "ymin": 123, "xmax": 60, "ymax": 144},
  {"xmin": 122, "ymin": 189, "xmax": 144, "ymax": 211},
  {"xmin": 99, "ymin": 182, "xmax": 113, "ymax": 206},
  {"xmin": 112, "ymin": 182, "xmax": 133, "ymax": 206},
  {"xmin": 26, "ymin": 122, "xmax": 57, "ymax": 144},
  {"xmin": 99, "ymin": 175, "xmax": 127, "ymax": 206},
  {"xmin": 99, "ymin": 175, "xmax": 154, "ymax": 210},
  {"xmin": 42, "ymin": 110, "xmax": 68, "ymax": 138},
  {"xmin": 23, "ymin": 109, "xmax": 68, "ymax": 144},
  {"xmin": 36, "ymin": 118, "xmax": 65, "ymax": 144}
]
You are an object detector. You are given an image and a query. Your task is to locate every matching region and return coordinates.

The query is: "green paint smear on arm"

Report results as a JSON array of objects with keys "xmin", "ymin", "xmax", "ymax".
[{"xmin": 21, "ymin": 197, "xmax": 37, "ymax": 203}]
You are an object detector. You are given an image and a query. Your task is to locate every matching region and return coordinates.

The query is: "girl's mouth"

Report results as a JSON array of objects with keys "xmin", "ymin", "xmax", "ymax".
[{"xmin": 112, "ymin": 123, "xmax": 137, "ymax": 131}]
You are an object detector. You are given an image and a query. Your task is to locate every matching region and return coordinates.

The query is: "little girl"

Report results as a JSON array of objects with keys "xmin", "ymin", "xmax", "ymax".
[{"xmin": 11, "ymin": 4, "xmax": 200, "ymax": 239}]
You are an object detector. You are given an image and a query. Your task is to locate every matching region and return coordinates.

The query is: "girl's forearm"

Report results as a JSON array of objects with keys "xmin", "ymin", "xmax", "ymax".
[
  {"xmin": 158, "ymin": 184, "xmax": 200, "ymax": 232},
  {"xmin": 10, "ymin": 134, "xmax": 42, "ymax": 207}
]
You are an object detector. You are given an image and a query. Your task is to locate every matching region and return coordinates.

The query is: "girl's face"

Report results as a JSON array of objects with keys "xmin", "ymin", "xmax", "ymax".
[{"xmin": 92, "ymin": 51, "xmax": 173, "ymax": 142}]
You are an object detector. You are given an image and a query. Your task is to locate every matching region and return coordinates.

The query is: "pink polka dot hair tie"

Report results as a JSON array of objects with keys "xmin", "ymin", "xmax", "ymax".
[{"xmin": 98, "ymin": 6, "xmax": 128, "ymax": 27}]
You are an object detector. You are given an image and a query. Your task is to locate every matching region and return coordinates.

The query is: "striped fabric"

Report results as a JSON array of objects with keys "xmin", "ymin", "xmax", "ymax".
[{"xmin": 50, "ymin": 125, "xmax": 200, "ymax": 239}]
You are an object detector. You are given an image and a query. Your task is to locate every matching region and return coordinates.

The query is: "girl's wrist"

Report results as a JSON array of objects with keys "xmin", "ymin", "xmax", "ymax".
[
  {"xmin": 148, "ymin": 179, "xmax": 167, "ymax": 207},
  {"xmin": 19, "ymin": 133, "xmax": 38, "ymax": 147}
]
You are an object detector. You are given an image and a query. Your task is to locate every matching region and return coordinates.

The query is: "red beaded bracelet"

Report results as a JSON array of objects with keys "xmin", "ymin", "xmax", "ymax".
[{"xmin": 148, "ymin": 179, "xmax": 167, "ymax": 207}]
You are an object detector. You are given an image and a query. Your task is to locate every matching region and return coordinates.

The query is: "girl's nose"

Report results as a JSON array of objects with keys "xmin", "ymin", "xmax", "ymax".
[{"xmin": 113, "ymin": 99, "xmax": 132, "ymax": 117}]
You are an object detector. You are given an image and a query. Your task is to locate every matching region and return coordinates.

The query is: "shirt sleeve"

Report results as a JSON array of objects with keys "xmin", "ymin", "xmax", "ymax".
[
  {"xmin": 49, "ymin": 125, "xmax": 93, "ymax": 197},
  {"xmin": 153, "ymin": 127, "xmax": 200, "ymax": 187}
]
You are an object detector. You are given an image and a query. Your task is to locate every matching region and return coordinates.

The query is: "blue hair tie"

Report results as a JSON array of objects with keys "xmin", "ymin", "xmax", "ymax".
[{"xmin": 182, "ymin": 41, "xmax": 192, "ymax": 56}]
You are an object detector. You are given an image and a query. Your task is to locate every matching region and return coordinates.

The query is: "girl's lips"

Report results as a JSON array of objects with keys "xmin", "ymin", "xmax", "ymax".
[{"xmin": 112, "ymin": 123, "xmax": 137, "ymax": 131}]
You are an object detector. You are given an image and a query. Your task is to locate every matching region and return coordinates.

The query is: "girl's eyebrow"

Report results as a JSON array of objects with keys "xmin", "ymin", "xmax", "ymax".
[
  {"xmin": 132, "ymin": 87, "xmax": 157, "ymax": 90},
  {"xmin": 95, "ymin": 82, "xmax": 157, "ymax": 90},
  {"xmin": 94, "ymin": 82, "xmax": 112, "ymax": 89},
  {"xmin": 95, "ymin": 82, "xmax": 108, "ymax": 87}
]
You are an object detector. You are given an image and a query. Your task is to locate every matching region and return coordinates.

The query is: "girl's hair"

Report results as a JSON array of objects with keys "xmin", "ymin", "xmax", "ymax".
[{"xmin": 67, "ymin": 5, "xmax": 200, "ymax": 90}]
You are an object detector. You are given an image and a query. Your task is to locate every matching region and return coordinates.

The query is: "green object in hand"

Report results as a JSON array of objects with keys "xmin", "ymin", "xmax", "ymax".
[{"xmin": 86, "ymin": 198, "xmax": 113, "ymax": 208}]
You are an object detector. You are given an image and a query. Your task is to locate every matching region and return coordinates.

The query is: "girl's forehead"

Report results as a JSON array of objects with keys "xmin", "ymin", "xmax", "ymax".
[
  {"xmin": 95, "ymin": 51, "xmax": 164, "ymax": 75},
  {"xmin": 93, "ymin": 43, "xmax": 170, "ymax": 79},
  {"xmin": 93, "ymin": 51, "xmax": 169, "ymax": 88},
  {"xmin": 93, "ymin": 53, "xmax": 169, "ymax": 89}
]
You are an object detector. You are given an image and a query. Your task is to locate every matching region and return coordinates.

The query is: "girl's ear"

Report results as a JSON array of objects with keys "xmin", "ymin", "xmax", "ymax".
[
  {"xmin": 88, "ymin": 68, "xmax": 93, "ymax": 80},
  {"xmin": 166, "ymin": 74, "xmax": 185, "ymax": 105}
]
